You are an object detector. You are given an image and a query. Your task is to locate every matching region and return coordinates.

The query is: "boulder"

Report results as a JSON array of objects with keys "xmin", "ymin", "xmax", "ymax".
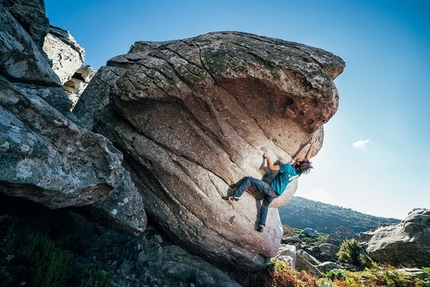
[
  {"xmin": 0, "ymin": 4, "xmax": 60, "ymax": 86},
  {"xmin": 0, "ymin": 75, "xmax": 122, "ymax": 209},
  {"xmin": 318, "ymin": 243, "xmax": 340, "ymax": 262},
  {"xmin": 304, "ymin": 227, "xmax": 319, "ymax": 237},
  {"xmin": 317, "ymin": 261, "xmax": 342, "ymax": 273},
  {"xmin": 359, "ymin": 208, "xmax": 430, "ymax": 267},
  {"xmin": 0, "ymin": 2, "xmax": 146, "ymax": 235},
  {"xmin": 42, "ymin": 25, "xmax": 95, "ymax": 109},
  {"xmin": 1, "ymin": 0, "xmax": 49, "ymax": 49},
  {"xmin": 326, "ymin": 226, "xmax": 357, "ymax": 246},
  {"xmin": 276, "ymin": 244, "xmax": 297, "ymax": 268},
  {"xmin": 64, "ymin": 65, "xmax": 95, "ymax": 108},
  {"xmin": 42, "ymin": 25, "xmax": 85, "ymax": 84},
  {"xmin": 297, "ymin": 249, "xmax": 321, "ymax": 266},
  {"xmin": 296, "ymin": 250, "xmax": 322, "ymax": 277},
  {"xmin": 74, "ymin": 31, "xmax": 344, "ymax": 270}
]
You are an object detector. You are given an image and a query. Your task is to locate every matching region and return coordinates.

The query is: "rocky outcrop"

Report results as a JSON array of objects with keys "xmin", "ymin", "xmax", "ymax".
[
  {"xmin": 0, "ymin": 1, "xmax": 146, "ymax": 235},
  {"xmin": 0, "ymin": 197, "xmax": 240, "ymax": 287},
  {"xmin": 0, "ymin": 3, "xmax": 60, "ymax": 86},
  {"xmin": 1, "ymin": 0, "xmax": 49, "ymax": 50},
  {"xmin": 359, "ymin": 208, "xmax": 430, "ymax": 267},
  {"xmin": 63, "ymin": 65, "xmax": 95, "ymax": 108},
  {"xmin": 315, "ymin": 243, "xmax": 340, "ymax": 262},
  {"xmin": 296, "ymin": 249, "xmax": 322, "ymax": 276},
  {"xmin": 42, "ymin": 25, "xmax": 95, "ymax": 108},
  {"xmin": 326, "ymin": 226, "xmax": 357, "ymax": 246},
  {"xmin": 42, "ymin": 25, "xmax": 85, "ymax": 84},
  {"xmin": 74, "ymin": 31, "xmax": 344, "ymax": 270}
]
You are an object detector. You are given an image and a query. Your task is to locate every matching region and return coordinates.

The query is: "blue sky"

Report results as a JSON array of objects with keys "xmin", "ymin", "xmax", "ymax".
[{"xmin": 45, "ymin": 0, "xmax": 430, "ymax": 219}]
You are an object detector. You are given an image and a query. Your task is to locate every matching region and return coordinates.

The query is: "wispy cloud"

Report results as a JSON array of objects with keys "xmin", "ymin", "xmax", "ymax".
[{"xmin": 352, "ymin": 139, "xmax": 370, "ymax": 150}]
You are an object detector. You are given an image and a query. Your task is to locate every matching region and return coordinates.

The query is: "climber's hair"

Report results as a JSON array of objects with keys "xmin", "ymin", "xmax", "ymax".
[{"xmin": 295, "ymin": 160, "xmax": 313, "ymax": 175}]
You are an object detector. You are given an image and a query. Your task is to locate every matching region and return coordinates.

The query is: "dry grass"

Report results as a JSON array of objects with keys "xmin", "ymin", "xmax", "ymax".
[{"xmin": 246, "ymin": 259, "xmax": 430, "ymax": 287}]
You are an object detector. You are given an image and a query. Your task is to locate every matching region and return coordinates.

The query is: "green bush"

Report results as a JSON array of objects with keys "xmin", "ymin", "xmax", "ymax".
[
  {"xmin": 336, "ymin": 238, "xmax": 373, "ymax": 269},
  {"xmin": 293, "ymin": 228, "xmax": 329, "ymax": 246},
  {"xmin": 325, "ymin": 268, "xmax": 348, "ymax": 281}
]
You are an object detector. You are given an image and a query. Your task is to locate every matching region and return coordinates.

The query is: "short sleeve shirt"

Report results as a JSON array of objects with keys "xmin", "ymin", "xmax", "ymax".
[{"xmin": 270, "ymin": 164, "xmax": 300, "ymax": 195}]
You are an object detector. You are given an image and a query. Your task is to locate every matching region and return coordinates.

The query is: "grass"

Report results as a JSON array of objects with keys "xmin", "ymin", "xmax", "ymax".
[
  {"xmin": 0, "ymin": 215, "xmax": 111, "ymax": 287},
  {"xmin": 245, "ymin": 227, "xmax": 430, "ymax": 287},
  {"xmin": 293, "ymin": 227, "xmax": 329, "ymax": 246},
  {"xmin": 246, "ymin": 259, "xmax": 430, "ymax": 287}
]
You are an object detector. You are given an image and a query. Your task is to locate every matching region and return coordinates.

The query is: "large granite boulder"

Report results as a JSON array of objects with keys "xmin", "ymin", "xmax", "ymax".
[
  {"xmin": 359, "ymin": 208, "xmax": 430, "ymax": 267},
  {"xmin": 74, "ymin": 31, "xmax": 344, "ymax": 270},
  {"xmin": 0, "ymin": 2, "xmax": 146, "ymax": 235}
]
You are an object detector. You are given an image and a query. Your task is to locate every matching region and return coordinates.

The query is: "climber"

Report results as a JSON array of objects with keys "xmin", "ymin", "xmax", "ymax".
[{"xmin": 224, "ymin": 142, "xmax": 314, "ymax": 232}]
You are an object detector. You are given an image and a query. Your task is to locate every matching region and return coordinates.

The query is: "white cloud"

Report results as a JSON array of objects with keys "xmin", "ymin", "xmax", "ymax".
[{"xmin": 352, "ymin": 139, "xmax": 370, "ymax": 150}]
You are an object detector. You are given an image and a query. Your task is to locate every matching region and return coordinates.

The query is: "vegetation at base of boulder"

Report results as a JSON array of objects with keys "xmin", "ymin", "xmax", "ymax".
[
  {"xmin": 336, "ymin": 239, "xmax": 374, "ymax": 269},
  {"xmin": 293, "ymin": 228, "xmax": 329, "ymax": 246},
  {"xmin": 279, "ymin": 196, "xmax": 400, "ymax": 233},
  {"xmin": 247, "ymin": 258, "xmax": 320, "ymax": 287},
  {"xmin": 0, "ymin": 215, "xmax": 111, "ymax": 287},
  {"xmin": 324, "ymin": 265, "xmax": 430, "ymax": 287},
  {"xmin": 247, "ymin": 259, "xmax": 430, "ymax": 287}
]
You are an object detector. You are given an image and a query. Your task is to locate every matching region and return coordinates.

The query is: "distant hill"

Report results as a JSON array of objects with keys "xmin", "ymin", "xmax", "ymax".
[{"xmin": 278, "ymin": 196, "xmax": 401, "ymax": 234}]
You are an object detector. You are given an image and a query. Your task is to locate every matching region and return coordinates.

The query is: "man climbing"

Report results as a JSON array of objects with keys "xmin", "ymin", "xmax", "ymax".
[{"xmin": 225, "ymin": 142, "xmax": 314, "ymax": 232}]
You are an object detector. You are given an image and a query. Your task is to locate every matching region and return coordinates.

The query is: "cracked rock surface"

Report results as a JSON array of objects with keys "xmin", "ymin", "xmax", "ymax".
[
  {"xmin": 74, "ymin": 31, "xmax": 344, "ymax": 270},
  {"xmin": 0, "ymin": 2, "xmax": 147, "ymax": 235}
]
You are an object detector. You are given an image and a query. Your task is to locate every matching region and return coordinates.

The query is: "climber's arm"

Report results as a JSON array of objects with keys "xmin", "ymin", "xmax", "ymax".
[
  {"xmin": 305, "ymin": 142, "xmax": 315, "ymax": 160},
  {"xmin": 263, "ymin": 152, "xmax": 280, "ymax": 172}
]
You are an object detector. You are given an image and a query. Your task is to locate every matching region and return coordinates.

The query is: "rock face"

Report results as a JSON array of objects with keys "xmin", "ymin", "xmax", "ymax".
[
  {"xmin": 0, "ymin": 2, "xmax": 146, "ymax": 235},
  {"xmin": 326, "ymin": 226, "xmax": 357, "ymax": 246},
  {"xmin": 1, "ymin": 0, "xmax": 49, "ymax": 50},
  {"xmin": 74, "ymin": 31, "xmax": 344, "ymax": 270},
  {"xmin": 42, "ymin": 25, "xmax": 85, "ymax": 84},
  {"xmin": 42, "ymin": 25, "xmax": 95, "ymax": 108},
  {"xmin": 0, "ymin": 2, "xmax": 59, "ymax": 86},
  {"xmin": 63, "ymin": 65, "xmax": 95, "ymax": 108},
  {"xmin": 359, "ymin": 208, "xmax": 430, "ymax": 267}
]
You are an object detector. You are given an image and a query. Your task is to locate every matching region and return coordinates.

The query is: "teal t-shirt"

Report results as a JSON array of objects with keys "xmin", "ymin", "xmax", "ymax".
[{"xmin": 270, "ymin": 164, "xmax": 300, "ymax": 195}]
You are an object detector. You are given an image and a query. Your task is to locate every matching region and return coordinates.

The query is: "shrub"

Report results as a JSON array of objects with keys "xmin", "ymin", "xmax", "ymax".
[
  {"xmin": 283, "ymin": 225, "xmax": 295, "ymax": 236},
  {"xmin": 293, "ymin": 228, "xmax": 329, "ymax": 246},
  {"xmin": 337, "ymin": 239, "xmax": 373, "ymax": 269},
  {"xmin": 325, "ymin": 268, "xmax": 348, "ymax": 281}
]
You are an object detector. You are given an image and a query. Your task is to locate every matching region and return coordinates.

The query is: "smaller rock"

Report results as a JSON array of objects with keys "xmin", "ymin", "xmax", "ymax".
[
  {"xmin": 297, "ymin": 249, "xmax": 321, "ymax": 265},
  {"xmin": 326, "ymin": 226, "xmax": 356, "ymax": 246},
  {"xmin": 276, "ymin": 244, "xmax": 297, "ymax": 268},
  {"xmin": 398, "ymin": 268, "xmax": 428, "ymax": 279},
  {"xmin": 304, "ymin": 227, "xmax": 319, "ymax": 237},
  {"xmin": 282, "ymin": 235, "xmax": 301, "ymax": 244},
  {"xmin": 317, "ymin": 261, "xmax": 342, "ymax": 273},
  {"xmin": 64, "ymin": 65, "xmax": 95, "ymax": 108},
  {"xmin": 318, "ymin": 243, "xmax": 340, "ymax": 262},
  {"xmin": 43, "ymin": 25, "xmax": 85, "ymax": 84},
  {"xmin": 296, "ymin": 250, "xmax": 322, "ymax": 277}
]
